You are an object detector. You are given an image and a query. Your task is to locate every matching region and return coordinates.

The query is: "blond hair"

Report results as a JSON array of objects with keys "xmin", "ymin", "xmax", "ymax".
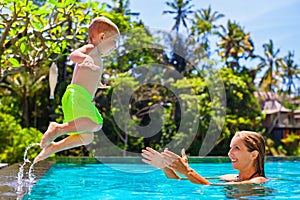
[
  {"xmin": 88, "ymin": 16, "xmax": 120, "ymax": 39},
  {"xmin": 234, "ymin": 131, "xmax": 266, "ymax": 177}
]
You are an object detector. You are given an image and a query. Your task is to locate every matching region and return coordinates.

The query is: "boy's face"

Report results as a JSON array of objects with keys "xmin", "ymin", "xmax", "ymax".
[
  {"xmin": 99, "ymin": 35, "xmax": 119, "ymax": 55},
  {"xmin": 90, "ymin": 32, "xmax": 119, "ymax": 56}
]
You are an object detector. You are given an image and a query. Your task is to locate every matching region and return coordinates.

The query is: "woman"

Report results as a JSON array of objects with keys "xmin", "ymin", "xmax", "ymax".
[{"xmin": 141, "ymin": 131, "xmax": 267, "ymax": 185}]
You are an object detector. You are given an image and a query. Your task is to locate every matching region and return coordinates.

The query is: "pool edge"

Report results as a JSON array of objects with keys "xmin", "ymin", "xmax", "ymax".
[
  {"xmin": 54, "ymin": 156, "xmax": 300, "ymax": 164},
  {"xmin": 0, "ymin": 163, "xmax": 8, "ymax": 169},
  {"xmin": 0, "ymin": 160, "xmax": 55, "ymax": 199}
]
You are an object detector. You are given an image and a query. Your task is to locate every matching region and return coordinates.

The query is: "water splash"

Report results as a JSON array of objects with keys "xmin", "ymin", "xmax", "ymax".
[
  {"xmin": 28, "ymin": 163, "xmax": 36, "ymax": 182},
  {"xmin": 16, "ymin": 143, "xmax": 40, "ymax": 194}
]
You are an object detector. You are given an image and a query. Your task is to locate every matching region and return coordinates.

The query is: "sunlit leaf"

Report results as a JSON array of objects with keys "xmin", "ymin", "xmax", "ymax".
[
  {"xmin": 8, "ymin": 58, "xmax": 20, "ymax": 67},
  {"xmin": 98, "ymin": 3, "xmax": 106, "ymax": 12},
  {"xmin": 76, "ymin": 35, "xmax": 84, "ymax": 40},
  {"xmin": 66, "ymin": 35, "xmax": 74, "ymax": 39},
  {"xmin": 61, "ymin": 40, "xmax": 67, "ymax": 51},
  {"xmin": 48, "ymin": 0, "xmax": 59, "ymax": 6},
  {"xmin": 20, "ymin": 42, "xmax": 26, "ymax": 54},
  {"xmin": 64, "ymin": 0, "xmax": 75, "ymax": 6},
  {"xmin": 53, "ymin": 46, "xmax": 61, "ymax": 54},
  {"xmin": 31, "ymin": 21, "xmax": 42, "ymax": 31}
]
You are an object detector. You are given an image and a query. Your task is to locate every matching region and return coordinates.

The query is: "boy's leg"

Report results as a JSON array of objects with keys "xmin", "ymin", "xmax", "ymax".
[
  {"xmin": 40, "ymin": 117, "xmax": 102, "ymax": 148},
  {"xmin": 34, "ymin": 132, "xmax": 94, "ymax": 163}
]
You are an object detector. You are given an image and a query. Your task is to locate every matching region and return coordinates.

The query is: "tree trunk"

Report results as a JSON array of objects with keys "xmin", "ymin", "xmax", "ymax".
[
  {"xmin": 24, "ymin": 96, "xmax": 29, "ymax": 127},
  {"xmin": 123, "ymin": 125, "xmax": 128, "ymax": 157}
]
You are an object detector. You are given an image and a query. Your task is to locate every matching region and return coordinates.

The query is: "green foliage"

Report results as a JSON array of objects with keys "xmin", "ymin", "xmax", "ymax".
[
  {"xmin": 0, "ymin": 71, "xmax": 47, "ymax": 127},
  {"xmin": 105, "ymin": 27, "xmax": 161, "ymax": 75},
  {"xmin": 281, "ymin": 133, "xmax": 300, "ymax": 156},
  {"xmin": 0, "ymin": 113, "xmax": 43, "ymax": 164},
  {"xmin": 265, "ymin": 138, "xmax": 287, "ymax": 156},
  {"xmin": 218, "ymin": 68, "xmax": 262, "ymax": 148},
  {"xmin": 170, "ymin": 67, "xmax": 262, "ymax": 155},
  {"xmin": 0, "ymin": 95, "xmax": 20, "ymax": 120}
]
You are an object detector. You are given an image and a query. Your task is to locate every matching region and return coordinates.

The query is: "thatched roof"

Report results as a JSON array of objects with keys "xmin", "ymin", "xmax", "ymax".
[{"xmin": 254, "ymin": 92, "xmax": 292, "ymax": 115}]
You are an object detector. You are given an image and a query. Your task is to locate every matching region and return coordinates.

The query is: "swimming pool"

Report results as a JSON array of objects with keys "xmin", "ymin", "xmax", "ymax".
[{"xmin": 21, "ymin": 160, "xmax": 300, "ymax": 199}]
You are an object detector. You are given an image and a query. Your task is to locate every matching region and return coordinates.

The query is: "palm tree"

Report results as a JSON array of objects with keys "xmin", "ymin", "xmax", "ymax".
[
  {"xmin": 191, "ymin": 6, "xmax": 224, "ymax": 41},
  {"xmin": 190, "ymin": 6, "xmax": 224, "ymax": 58},
  {"xmin": 281, "ymin": 51, "xmax": 300, "ymax": 95},
  {"xmin": 216, "ymin": 20, "xmax": 254, "ymax": 72},
  {"xmin": 163, "ymin": 0, "xmax": 194, "ymax": 33},
  {"xmin": 254, "ymin": 40, "xmax": 283, "ymax": 92}
]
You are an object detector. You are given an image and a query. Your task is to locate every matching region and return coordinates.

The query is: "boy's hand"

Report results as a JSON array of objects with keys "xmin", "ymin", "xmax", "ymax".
[{"xmin": 98, "ymin": 82, "xmax": 110, "ymax": 89}]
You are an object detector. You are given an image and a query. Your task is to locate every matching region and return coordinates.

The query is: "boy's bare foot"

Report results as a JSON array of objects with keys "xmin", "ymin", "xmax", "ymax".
[
  {"xmin": 34, "ymin": 142, "xmax": 55, "ymax": 163},
  {"xmin": 40, "ymin": 122, "xmax": 60, "ymax": 148}
]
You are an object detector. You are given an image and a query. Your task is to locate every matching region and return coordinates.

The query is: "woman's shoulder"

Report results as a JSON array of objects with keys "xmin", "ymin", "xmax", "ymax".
[
  {"xmin": 218, "ymin": 174, "xmax": 268, "ymax": 184},
  {"xmin": 219, "ymin": 174, "xmax": 237, "ymax": 182},
  {"xmin": 249, "ymin": 176, "xmax": 268, "ymax": 184}
]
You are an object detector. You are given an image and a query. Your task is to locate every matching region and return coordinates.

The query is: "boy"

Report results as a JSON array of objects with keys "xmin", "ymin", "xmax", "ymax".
[{"xmin": 34, "ymin": 17, "xmax": 120, "ymax": 163}]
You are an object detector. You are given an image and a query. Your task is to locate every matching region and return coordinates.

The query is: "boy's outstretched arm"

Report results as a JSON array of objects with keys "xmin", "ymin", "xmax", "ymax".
[{"xmin": 70, "ymin": 44, "xmax": 95, "ymax": 64}]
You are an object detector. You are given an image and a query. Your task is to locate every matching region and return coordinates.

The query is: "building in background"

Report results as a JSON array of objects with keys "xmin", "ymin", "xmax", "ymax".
[{"xmin": 254, "ymin": 92, "xmax": 300, "ymax": 143}]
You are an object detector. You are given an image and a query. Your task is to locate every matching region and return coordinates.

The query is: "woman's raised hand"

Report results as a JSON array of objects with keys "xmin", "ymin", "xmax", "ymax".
[
  {"xmin": 162, "ymin": 149, "xmax": 190, "ymax": 176},
  {"xmin": 141, "ymin": 147, "xmax": 167, "ymax": 169}
]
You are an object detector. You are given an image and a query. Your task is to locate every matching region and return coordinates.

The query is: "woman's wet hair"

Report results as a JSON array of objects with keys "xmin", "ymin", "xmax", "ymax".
[{"xmin": 234, "ymin": 131, "xmax": 266, "ymax": 177}]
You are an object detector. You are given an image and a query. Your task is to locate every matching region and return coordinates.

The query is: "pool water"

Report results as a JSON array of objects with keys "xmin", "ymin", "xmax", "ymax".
[{"xmin": 23, "ymin": 161, "xmax": 300, "ymax": 199}]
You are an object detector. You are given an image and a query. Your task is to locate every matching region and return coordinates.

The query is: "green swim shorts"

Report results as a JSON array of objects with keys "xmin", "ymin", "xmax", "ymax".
[{"xmin": 62, "ymin": 84, "xmax": 103, "ymax": 134}]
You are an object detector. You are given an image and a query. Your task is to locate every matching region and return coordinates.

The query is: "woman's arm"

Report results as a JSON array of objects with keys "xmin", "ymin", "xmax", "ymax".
[
  {"xmin": 163, "ymin": 167, "xmax": 181, "ymax": 179},
  {"xmin": 141, "ymin": 147, "xmax": 209, "ymax": 184},
  {"xmin": 185, "ymin": 168, "xmax": 210, "ymax": 185},
  {"xmin": 141, "ymin": 147, "xmax": 181, "ymax": 179},
  {"xmin": 141, "ymin": 147, "xmax": 166, "ymax": 169},
  {"xmin": 162, "ymin": 149, "xmax": 210, "ymax": 185}
]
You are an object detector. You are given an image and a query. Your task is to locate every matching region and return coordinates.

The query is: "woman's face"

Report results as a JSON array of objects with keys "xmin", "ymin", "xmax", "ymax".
[{"xmin": 228, "ymin": 136, "xmax": 256, "ymax": 170}]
